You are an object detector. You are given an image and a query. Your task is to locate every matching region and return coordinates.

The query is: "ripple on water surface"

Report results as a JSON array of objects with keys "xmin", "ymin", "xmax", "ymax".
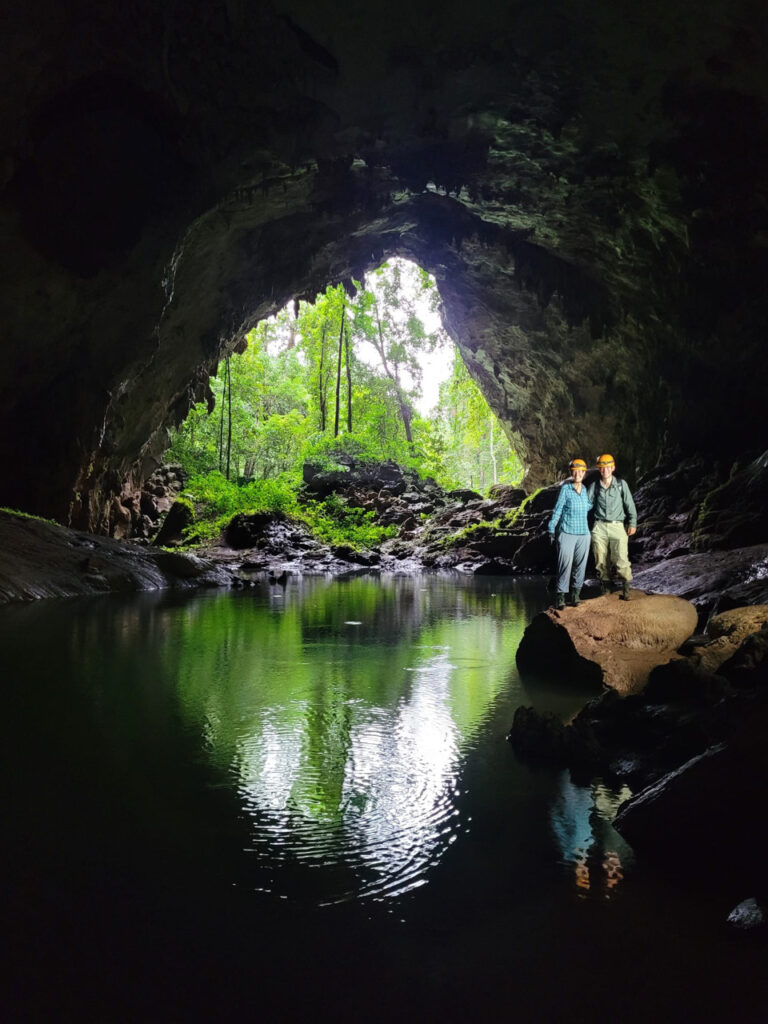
[{"xmin": 233, "ymin": 653, "xmax": 464, "ymax": 904}]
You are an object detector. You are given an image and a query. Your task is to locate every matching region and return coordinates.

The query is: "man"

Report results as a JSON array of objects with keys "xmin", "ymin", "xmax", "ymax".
[{"xmin": 587, "ymin": 454, "xmax": 637, "ymax": 601}]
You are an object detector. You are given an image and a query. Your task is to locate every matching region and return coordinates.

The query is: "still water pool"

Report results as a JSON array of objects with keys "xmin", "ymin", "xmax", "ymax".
[{"xmin": 3, "ymin": 576, "xmax": 766, "ymax": 1021}]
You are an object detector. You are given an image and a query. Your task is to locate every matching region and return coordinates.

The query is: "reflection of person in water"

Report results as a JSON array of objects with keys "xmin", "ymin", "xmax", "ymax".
[{"xmin": 549, "ymin": 771, "xmax": 630, "ymax": 899}]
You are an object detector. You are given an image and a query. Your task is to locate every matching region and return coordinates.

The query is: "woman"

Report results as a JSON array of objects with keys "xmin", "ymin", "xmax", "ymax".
[{"xmin": 547, "ymin": 457, "xmax": 592, "ymax": 609}]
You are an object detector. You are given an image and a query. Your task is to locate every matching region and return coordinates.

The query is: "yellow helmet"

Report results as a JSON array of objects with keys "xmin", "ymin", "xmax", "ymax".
[
  {"xmin": 597, "ymin": 454, "xmax": 615, "ymax": 467},
  {"xmin": 569, "ymin": 458, "xmax": 587, "ymax": 471}
]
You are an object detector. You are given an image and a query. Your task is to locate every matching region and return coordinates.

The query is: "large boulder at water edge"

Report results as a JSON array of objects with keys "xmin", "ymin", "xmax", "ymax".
[
  {"xmin": 613, "ymin": 697, "xmax": 768, "ymax": 893},
  {"xmin": 516, "ymin": 591, "xmax": 698, "ymax": 695}
]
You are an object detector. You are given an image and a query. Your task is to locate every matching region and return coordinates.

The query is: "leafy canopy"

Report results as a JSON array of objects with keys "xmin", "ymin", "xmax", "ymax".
[{"xmin": 166, "ymin": 259, "xmax": 523, "ymax": 546}]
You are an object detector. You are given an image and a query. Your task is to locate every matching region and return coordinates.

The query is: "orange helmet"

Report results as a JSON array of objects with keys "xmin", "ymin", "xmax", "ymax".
[
  {"xmin": 569, "ymin": 458, "xmax": 587, "ymax": 471},
  {"xmin": 597, "ymin": 454, "xmax": 615, "ymax": 467}
]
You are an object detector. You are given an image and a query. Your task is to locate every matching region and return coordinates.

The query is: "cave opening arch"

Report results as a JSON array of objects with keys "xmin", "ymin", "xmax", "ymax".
[
  {"xmin": 56, "ymin": 175, "xmax": 645, "ymax": 536},
  {"xmin": 164, "ymin": 254, "xmax": 526, "ymax": 505}
]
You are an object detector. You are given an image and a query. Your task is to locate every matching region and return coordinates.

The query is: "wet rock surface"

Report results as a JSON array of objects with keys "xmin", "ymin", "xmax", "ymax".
[
  {"xmin": 512, "ymin": 611, "xmax": 768, "ymax": 781},
  {"xmin": 612, "ymin": 696, "xmax": 768, "ymax": 893},
  {"xmin": 511, "ymin": 600, "xmax": 768, "ymax": 896},
  {"xmin": 0, "ymin": 510, "xmax": 232, "ymax": 603},
  {"xmin": 727, "ymin": 898, "xmax": 767, "ymax": 934},
  {"xmin": 629, "ymin": 451, "xmax": 768, "ymax": 617},
  {"xmin": 516, "ymin": 591, "xmax": 699, "ymax": 695}
]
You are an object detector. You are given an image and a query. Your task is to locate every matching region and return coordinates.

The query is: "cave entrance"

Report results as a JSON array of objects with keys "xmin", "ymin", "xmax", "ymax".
[{"xmin": 165, "ymin": 258, "xmax": 522, "ymax": 540}]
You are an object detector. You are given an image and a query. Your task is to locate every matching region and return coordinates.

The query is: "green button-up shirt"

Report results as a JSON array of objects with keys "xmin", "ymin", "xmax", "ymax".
[{"xmin": 587, "ymin": 477, "xmax": 637, "ymax": 527}]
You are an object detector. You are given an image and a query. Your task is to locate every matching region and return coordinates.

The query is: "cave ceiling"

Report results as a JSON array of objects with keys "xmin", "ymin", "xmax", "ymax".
[{"xmin": 2, "ymin": 0, "xmax": 768, "ymax": 529}]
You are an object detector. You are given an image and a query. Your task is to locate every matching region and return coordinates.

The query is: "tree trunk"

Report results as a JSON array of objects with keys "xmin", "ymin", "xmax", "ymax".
[
  {"xmin": 489, "ymin": 413, "xmax": 497, "ymax": 484},
  {"xmin": 318, "ymin": 323, "xmax": 327, "ymax": 432},
  {"xmin": 345, "ymin": 325, "xmax": 352, "ymax": 433},
  {"xmin": 226, "ymin": 356, "xmax": 233, "ymax": 481},
  {"xmin": 373, "ymin": 300, "xmax": 414, "ymax": 447},
  {"xmin": 218, "ymin": 363, "xmax": 226, "ymax": 472},
  {"xmin": 334, "ymin": 304, "xmax": 346, "ymax": 437}
]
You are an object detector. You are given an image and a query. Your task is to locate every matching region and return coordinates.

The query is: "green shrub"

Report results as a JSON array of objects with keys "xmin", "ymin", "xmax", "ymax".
[
  {"xmin": 182, "ymin": 472, "xmax": 300, "ymax": 543},
  {"xmin": 300, "ymin": 492, "xmax": 398, "ymax": 550}
]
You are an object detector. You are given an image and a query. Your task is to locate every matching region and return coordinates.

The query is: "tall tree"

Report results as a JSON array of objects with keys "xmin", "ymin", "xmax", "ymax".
[
  {"xmin": 218, "ymin": 361, "xmax": 226, "ymax": 472},
  {"xmin": 226, "ymin": 356, "xmax": 233, "ymax": 480},
  {"xmin": 334, "ymin": 303, "xmax": 346, "ymax": 437},
  {"xmin": 345, "ymin": 325, "xmax": 352, "ymax": 433}
]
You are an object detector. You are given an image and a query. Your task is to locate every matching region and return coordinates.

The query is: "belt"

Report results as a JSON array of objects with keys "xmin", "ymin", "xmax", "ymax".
[{"xmin": 596, "ymin": 519, "xmax": 623, "ymax": 524}]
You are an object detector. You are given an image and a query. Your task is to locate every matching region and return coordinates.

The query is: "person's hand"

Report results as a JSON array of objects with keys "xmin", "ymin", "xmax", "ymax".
[
  {"xmin": 627, "ymin": 526, "xmax": 637, "ymax": 537},
  {"xmin": 548, "ymin": 533, "xmax": 556, "ymax": 545}
]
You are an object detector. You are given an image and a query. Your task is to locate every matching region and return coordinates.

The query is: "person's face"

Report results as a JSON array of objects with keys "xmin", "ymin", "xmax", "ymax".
[
  {"xmin": 599, "ymin": 461, "xmax": 615, "ymax": 482},
  {"xmin": 573, "ymin": 468, "xmax": 585, "ymax": 483}
]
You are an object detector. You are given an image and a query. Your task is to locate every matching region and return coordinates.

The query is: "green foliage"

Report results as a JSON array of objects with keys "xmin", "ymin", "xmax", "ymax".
[
  {"xmin": 0, "ymin": 507, "xmax": 58, "ymax": 526},
  {"xmin": 432, "ymin": 350, "xmax": 524, "ymax": 492},
  {"xmin": 166, "ymin": 258, "xmax": 526, "ymax": 545},
  {"xmin": 300, "ymin": 431, "xmax": 387, "ymax": 471},
  {"xmin": 500, "ymin": 487, "xmax": 543, "ymax": 529},
  {"xmin": 183, "ymin": 472, "xmax": 300, "ymax": 542},
  {"xmin": 300, "ymin": 493, "xmax": 398, "ymax": 551}
]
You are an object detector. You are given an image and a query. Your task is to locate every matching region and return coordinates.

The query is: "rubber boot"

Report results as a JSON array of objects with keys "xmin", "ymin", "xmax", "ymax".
[
  {"xmin": 555, "ymin": 592, "xmax": 566, "ymax": 610},
  {"xmin": 570, "ymin": 588, "xmax": 581, "ymax": 606},
  {"xmin": 599, "ymin": 579, "xmax": 611, "ymax": 596},
  {"xmin": 620, "ymin": 581, "xmax": 631, "ymax": 601}
]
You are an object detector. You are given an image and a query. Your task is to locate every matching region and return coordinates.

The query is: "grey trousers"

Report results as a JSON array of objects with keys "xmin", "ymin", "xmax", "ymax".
[{"xmin": 556, "ymin": 532, "xmax": 590, "ymax": 593}]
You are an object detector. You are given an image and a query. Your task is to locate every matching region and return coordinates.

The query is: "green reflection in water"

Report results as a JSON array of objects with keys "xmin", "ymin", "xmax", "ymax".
[{"xmin": 161, "ymin": 576, "xmax": 531, "ymax": 899}]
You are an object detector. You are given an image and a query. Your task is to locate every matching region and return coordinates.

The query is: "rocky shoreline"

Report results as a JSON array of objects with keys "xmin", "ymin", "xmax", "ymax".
[{"xmin": 2, "ymin": 451, "xmax": 767, "ymax": 609}]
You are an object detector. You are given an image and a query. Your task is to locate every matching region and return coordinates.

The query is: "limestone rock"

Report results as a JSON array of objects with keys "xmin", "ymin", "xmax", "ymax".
[
  {"xmin": 727, "ymin": 898, "xmax": 766, "ymax": 933},
  {"xmin": 154, "ymin": 499, "xmax": 194, "ymax": 547},
  {"xmin": 689, "ymin": 606, "xmax": 768, "ymax": 674},
  {"xmin": 614, "ymin": 701, "xmax": 768, "ymax": 892},
  {"xmin": 0, "ymin": 509, "xmax": 232, "ymax": 603},
  {"xmin": 632, "ymin": 545, "xmax": 768, "ymax": 617},
  {"xmin": 516, "ymin": 591, "xmax": 698, "ymax": 695}
]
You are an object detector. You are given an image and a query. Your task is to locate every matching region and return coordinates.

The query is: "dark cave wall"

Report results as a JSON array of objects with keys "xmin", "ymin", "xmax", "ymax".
[{"xmin": 2, "ymin": 0, "xmax": 768, "ymax": 529}]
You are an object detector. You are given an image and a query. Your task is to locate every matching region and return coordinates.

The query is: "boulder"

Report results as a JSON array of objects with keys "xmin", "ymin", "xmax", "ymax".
[
  {"xmin": 446, "ymin": 488, "xmax": 484, "ymax": 503},
  {"xmin": 224, "ymin": 513, "xmax": 277, "ymax": 549},
  {"xmin": 613, "ymin": 700, "xmax": 768, "ymax": 891},
  {"xmin": 689, "ymin": 606, "xmax": 768, "ymax": 674},
  {"xmin": 512, "ymin": 533, "xmax": 556, "ymax": 572},
  {"xmin": 629, "ymin": 544, "xmax": 768, "ymax": 619},
  {"xmin": 516, "ymin": 591, "xmax": 698, "ymax": 695},
  {"xmin": 486, "ymin": 485, "xmax": 527, "ymax": 506},
  {"xmin": 718, "ymin": 622, "xmax": 768, "ymax": 689},
  {"xmin": 154, "ymin": 499, "xmax": 194, "ymax": 546}
]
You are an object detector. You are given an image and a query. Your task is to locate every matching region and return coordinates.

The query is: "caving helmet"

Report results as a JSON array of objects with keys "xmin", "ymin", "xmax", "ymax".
[
  {"xmin": 569, "ymin": 458, "xmax": 587, "ymax": 471},
  {"xmin": 597, "ymin": 454, "xmax": 615, "ymax": 467}
]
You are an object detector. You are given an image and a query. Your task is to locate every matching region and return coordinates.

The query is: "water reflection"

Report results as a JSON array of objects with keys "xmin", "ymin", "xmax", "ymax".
[
  {"xmin": 174, "ymin": 578, "xmax": 524, "ymax": 904},
  {"xmin": 549, "ymin": 771, "xmax": 634, "ymax": 900},
  {"xmin": 1, "ymin": 574, "xmax": 624, "ymax": 910}
]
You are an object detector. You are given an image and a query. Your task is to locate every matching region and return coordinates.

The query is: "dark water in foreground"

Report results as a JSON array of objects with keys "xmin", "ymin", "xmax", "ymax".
[{"xmin": 2, "ymin": 576, "xmax": 766, "ymax": 1021}]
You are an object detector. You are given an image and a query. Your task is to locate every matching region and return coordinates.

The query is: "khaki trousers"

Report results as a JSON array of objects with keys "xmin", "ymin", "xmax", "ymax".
[{"xmin": 591, "ymin": 520, "xmax": 632, "ymax": 582}]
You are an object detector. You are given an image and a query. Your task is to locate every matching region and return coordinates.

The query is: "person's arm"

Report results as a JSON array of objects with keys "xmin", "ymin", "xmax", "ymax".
[
  {"xmin": 548, "ymin": 486, "xmax": 566, "ymax": 535},
  {"xmin": 622, "ymin": 480, "xmax": 638, "ymax": 533}
]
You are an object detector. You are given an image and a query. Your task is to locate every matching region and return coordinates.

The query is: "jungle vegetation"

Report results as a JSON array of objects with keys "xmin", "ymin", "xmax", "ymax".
[{"xmin": 167, "ymin": 260, "xmax": 522, "ymax": 545}]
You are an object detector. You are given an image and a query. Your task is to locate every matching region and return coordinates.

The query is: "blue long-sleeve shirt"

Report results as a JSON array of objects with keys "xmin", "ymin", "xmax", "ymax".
[{"xmin": 548, "ymin": 482, "xmax": 592, "ymax": 536}]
